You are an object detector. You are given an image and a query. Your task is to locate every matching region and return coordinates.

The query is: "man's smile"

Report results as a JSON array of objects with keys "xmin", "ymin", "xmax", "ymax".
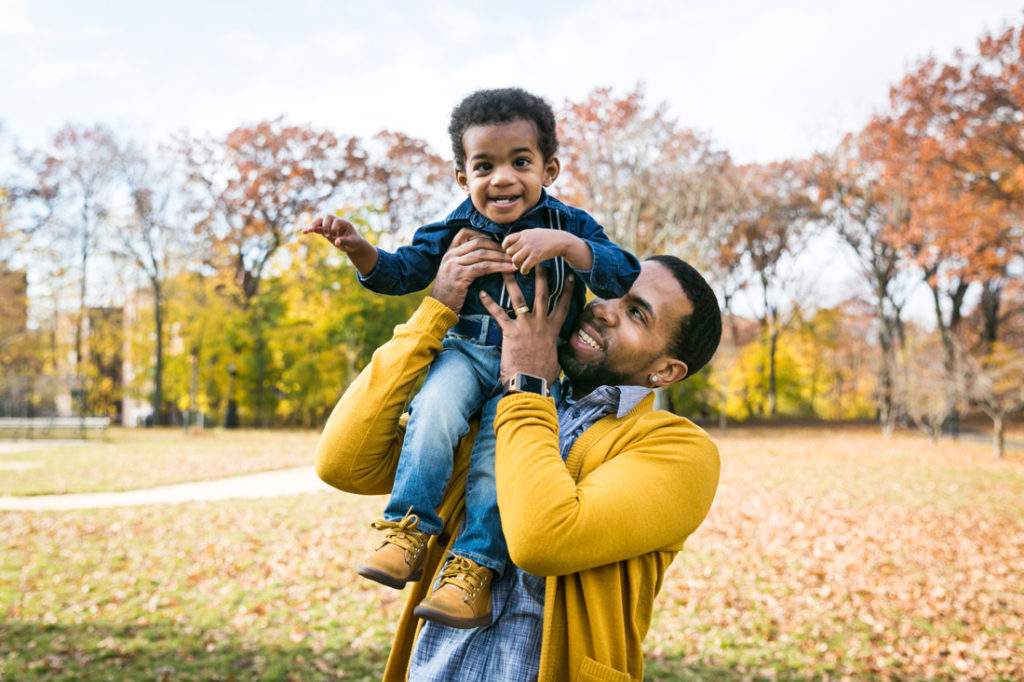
[
  {"xmin": 569, "ymin": 321, "xmax": 606, "ymax": 357},
  {"xmin": 577, "ymin": 327, "xmax": 602, "ymax": 350}
]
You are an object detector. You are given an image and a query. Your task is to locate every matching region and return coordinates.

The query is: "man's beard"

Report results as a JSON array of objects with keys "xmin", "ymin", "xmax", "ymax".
[{"xmin": 558, "ymin": 341, "xmax": 635, "ymax": 392}]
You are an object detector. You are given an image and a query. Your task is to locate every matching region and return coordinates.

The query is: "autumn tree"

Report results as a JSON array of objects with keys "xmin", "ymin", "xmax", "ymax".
[
  {"xmin": 786, "ymin": 300, "xmax": 877, "ymax": 420},
  {"xmin": 356, "ymin": 130, "xmax": 454, "ymax": 246},
  {"xmin": 179, "ymin": 118, "xmax": 353, "ymax": 426},
  {"xmin": 266, "ymin": 238, "xmax": 423, "ymax": 426},
  {"xmin": 156, "ymin": 269, "xmax": 238, "ymax": 428},
  {"xmin": 875, "ymin": 22, "xmax": 1024, "ymax": 434},
  {"xmin": 107, "ymin": 141, "xmax": 192, "ymax": 425},
  {"xmin": 13, "ymin": 124, "xmax": 121, "ymax": 417},
  {"xmin": 718, "ymin": 160, "xmax": 818, "ymax": 416},
  {"xmin": 896, "ymin": 331, "xmax": 957, "ymax": 441},
  {"xmin": 814, "ymin": 130, "xmax": 917, "ymax": 434},
  {"xmin": 556, "ymin": 85, "xmax": 735, "ymax": 266},
  {"xmin": 0, "ymin": 189, "xmax": 41, "ymax": 413},
  {"xmin": 966, "ymin": 341, "xmax": 1024, "ymax": 457}
]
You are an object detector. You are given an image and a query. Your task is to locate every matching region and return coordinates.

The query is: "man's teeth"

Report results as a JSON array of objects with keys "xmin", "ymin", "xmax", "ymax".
[{"xmin": 578, "ymin": 329, "xmax": 601, "ymax": 350}]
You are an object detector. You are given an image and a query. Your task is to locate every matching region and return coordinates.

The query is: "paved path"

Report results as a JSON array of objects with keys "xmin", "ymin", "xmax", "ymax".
[{"xmin": 0, "ymin": 466, "xmax": 335, "ymax": 511}]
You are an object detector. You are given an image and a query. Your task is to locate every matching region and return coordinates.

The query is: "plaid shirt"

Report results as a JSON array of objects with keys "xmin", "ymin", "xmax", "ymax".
[{"xmin": 408, "ymin": 381, "xmax": 652, "ymax": 681}]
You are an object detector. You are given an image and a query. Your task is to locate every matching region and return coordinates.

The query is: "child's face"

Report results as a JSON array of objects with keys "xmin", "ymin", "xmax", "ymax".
[{"xmin": 455, "ymin": 119, "xmax": 560, "ymax": 224}]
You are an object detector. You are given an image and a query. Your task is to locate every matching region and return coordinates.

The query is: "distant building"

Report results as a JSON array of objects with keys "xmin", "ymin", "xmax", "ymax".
[
  {"xmin": 0, "ymin": 267, "xmax": 27, "ymax": 342},
  {"xmin": 0, "ymin": 267, "xmax": 33, "ymax": 416},
  {"xmin": 84, "ymin": 306, "xmax": 125, "ymax": 423}
]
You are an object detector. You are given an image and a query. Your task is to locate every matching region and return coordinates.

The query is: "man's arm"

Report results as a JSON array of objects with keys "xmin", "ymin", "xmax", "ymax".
[
  {"xmin": 313, "ymin": 297, "xmax": 455, "ymax": 494},
  {"xmin": 314, "ymin": 232, "xmax": 516, "ymax": 493},
  {"xmin": 493, "ymin": 400, "xmax": 719, "ymax": 575}
]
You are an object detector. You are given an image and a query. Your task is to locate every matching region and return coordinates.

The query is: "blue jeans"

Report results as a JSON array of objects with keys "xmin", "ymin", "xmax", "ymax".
[{"xmin": 383, "ymin": 316, "xmax": 508, "ymax": 575}]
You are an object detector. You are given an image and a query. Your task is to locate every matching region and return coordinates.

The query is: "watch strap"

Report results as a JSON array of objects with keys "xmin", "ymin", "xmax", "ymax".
[{"xmin": 502, "ymin": 373, "xmax": 549, "ymax": 397}]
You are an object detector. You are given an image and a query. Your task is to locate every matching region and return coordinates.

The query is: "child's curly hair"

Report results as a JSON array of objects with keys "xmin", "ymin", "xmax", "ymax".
[{"xmin": 448, "ymin": 88, "xmax": 559, "ymax": 171}]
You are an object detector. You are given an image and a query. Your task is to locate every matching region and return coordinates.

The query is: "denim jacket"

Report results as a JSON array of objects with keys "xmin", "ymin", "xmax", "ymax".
[{"xmin": 358, "ymin": 191, "xmax": 640, "ymax": 341}]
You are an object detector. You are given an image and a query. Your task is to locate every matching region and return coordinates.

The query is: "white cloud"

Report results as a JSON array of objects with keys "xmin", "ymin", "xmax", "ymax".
[{"xmin": 0, "ymin": 0, "xmax": 32, "ymax": 35}]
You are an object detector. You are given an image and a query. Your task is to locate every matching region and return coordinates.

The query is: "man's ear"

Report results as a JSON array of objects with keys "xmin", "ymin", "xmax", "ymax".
[
  {"xmin": 651, "ymin": 358, "xmax": 688, "ymax": 387},
  {"xmin": 542, "ymin": 156, "xmax": 561, "ymax": 187},
  {"xmin": 455, "ymin": 167, "xmax": 470, "ymax": 193}
]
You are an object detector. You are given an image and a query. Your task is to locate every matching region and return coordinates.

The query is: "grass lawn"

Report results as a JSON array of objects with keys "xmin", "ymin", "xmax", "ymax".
[
  {"xmin": 0, "ymin": 428, "xmax": 320, "ymax": 495},
  {"xmin": 1, "ymin": 425, "xmax": 1023, "ymax": 680}
]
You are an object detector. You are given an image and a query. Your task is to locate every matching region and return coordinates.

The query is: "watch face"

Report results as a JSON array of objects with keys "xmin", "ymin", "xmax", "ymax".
[{"xmin": 517, "ymin": 374, "xmax": 547, "ymax": 395}]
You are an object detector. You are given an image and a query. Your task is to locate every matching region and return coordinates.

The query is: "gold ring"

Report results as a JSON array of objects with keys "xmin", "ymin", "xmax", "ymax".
[{"xmin": 513, "ymin": 306, "xmax": 530, "ymax": 316}]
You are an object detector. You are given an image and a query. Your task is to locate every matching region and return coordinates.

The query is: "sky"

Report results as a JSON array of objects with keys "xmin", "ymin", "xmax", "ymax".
[
  {"xmin": 1, "ymin": 0, "xmax": 1021, "ymax": 321},
  {"xmin": 1, "ymin": 0, "xmax": 1021, "ymax": 165}
]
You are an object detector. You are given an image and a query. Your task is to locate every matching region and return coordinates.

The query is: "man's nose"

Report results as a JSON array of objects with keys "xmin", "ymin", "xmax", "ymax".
[{"xmin": 589, "ymin": 298, "xmax": 617, "ymax": 326}]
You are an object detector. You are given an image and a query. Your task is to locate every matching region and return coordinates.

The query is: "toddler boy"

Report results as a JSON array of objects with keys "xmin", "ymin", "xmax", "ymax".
[{"xmin": 305, "ymin": 87, "xmax": 639, "ymax": 629}]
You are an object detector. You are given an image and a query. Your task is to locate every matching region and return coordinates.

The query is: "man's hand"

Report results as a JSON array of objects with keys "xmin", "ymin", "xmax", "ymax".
[
  {"xmin": 478, "ymin": 265, "xmax": 575, "ymax": 386},
  {"xmin": 430, "ymin": 229, "xmax": 517, "ymax": 314},
  {"xmin": 304, "ymin": 214, "xmax": 378, "ymax": 275}
]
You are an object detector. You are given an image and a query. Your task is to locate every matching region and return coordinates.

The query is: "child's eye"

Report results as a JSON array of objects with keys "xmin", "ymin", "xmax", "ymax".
[
  {"xmin": 513, "ymin": 158, "xmax": 531, "ymax": 168},
  {"xmin": 474, "ymin": 162, "xmax": 492, "ymax": 173}
]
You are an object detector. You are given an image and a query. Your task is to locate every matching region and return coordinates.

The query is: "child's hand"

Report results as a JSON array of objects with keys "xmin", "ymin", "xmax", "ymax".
[
  {"xmin": 502, "ymin": 229, "xmax": 568, "ymax": 275},
  {"xmin": 304, "ymin": 214, "xmax": 378, "ymax": 275},
  {"xmin": 304, "ymin": 215, "xmax": 368, "ymax": 254}
]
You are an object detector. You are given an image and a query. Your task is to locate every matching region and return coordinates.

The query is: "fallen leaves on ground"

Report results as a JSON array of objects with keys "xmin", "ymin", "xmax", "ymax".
[{"xmin": 1, "ymin": 426, "xmax": 1022, "ymax": 680}]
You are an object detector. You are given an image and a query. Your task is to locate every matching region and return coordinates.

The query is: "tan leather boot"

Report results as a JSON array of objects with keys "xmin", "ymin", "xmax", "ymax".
[
  {"xmin": 413, "ymin": 556, "xmax": 494, "ymax": 629},
  {"xmin": 357, "ymin": 513, "xmax": 430, "ymax": 589}
]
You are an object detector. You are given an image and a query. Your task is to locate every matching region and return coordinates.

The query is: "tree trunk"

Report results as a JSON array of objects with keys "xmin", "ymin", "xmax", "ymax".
[
  {"xmin": 768, "ymin": 324, "xmax": 779, "ymax": 417},
  {"xmin": 152, "ymin": 279, "xmax": 164, "ymax": 425},
  {"xmin": 993, "ymin": 414, "xmax": 1005, "ymax": 459},
  {"xmin": 928, "ymin": 277, "xmax": 968, "ymax": 441},
  {"xmin": 76, "ymin": 204, "xmax": 89, "ymax": 418}
]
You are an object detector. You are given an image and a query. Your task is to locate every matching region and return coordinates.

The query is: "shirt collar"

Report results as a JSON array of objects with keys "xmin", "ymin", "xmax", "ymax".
[{"xmin": 557, "ymin": 378, "xmax": 652, "ymax": 419}]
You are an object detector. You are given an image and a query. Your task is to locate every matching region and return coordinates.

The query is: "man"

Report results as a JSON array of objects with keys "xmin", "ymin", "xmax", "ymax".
[{"xmin": 314, "ymin": 231, "xmax": 722, "ymax": 681}]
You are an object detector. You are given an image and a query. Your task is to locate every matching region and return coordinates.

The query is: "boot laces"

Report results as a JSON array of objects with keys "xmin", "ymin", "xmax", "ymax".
[
  {"xmin": 370, "ymin": 513, "xmax": 426, "ymax": 553},
  {"xmin": 439, "ymin": 556, "xmax": 488, "ymax": 595}
]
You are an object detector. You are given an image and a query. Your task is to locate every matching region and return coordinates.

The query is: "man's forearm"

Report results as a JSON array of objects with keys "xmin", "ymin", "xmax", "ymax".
[
  {"xmin": 494, "ymin": 397, "xmax": 721, "ymax": 576},
  {"xmin": 314, "ymin": 297, "xmax": 457, "ymax": 494}
]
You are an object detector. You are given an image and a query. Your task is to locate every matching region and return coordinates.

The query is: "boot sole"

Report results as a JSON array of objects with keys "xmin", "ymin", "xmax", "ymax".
[
  {"xmin": 412, "ymin": 603, "xmax": 492, "ymax": 629},
  {"xmin": 357, "ymin": 565, "xmax": 422, "ymax": 590}
]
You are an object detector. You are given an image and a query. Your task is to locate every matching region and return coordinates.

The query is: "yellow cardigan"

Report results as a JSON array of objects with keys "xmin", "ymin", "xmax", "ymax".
[{"xmin": 314, "ymin": 297, "xmax": 720, "ymax": 682}]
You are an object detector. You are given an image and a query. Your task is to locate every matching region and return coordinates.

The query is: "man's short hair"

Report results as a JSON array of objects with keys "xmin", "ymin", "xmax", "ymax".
[
  {"xmin": 448, "ymin": 87, "xmax": 559, "ymax": 171},
  {"xmin": 648, "ymin": 255, "xmax": 722, "ymax": 379}
]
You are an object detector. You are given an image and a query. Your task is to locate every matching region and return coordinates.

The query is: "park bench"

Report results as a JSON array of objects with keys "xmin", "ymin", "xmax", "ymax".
[{"xmin": 0, "ymin": 416, "xmax": 111, "ymax": 439}]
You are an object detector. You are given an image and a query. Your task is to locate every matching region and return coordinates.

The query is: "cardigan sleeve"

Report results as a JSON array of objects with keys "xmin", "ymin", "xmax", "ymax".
[
  {"xmin": 313, "ymin": 297, "xmax": 458, "ymax": 494},
  {"xmin": 493, "ymin": 393, "xmax": 720, "ymax": 576}
]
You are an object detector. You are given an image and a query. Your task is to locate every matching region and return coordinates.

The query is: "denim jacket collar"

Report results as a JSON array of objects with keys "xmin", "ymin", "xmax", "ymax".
[{"xmin": 447, "ymin": 190, "xmax": 555, "ymax": 238}]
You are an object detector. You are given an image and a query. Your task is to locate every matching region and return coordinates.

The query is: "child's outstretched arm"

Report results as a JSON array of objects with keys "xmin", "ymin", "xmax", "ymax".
[
  {"xmin": 501, "ymin": 229, "xmax": 592, "ymax": 275},
  {"xmin": 304, "ymin": 214, "xmax": 379, "ymax": 276}
]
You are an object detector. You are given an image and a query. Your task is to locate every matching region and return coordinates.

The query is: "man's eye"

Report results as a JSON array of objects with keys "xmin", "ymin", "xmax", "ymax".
[{"xmin": 630, "ymin": 307, "xmax": 645, "ymax": 322}]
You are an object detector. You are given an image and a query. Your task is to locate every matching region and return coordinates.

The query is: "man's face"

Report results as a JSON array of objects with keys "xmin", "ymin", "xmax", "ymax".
[
  {"xmin": 559, "ymin": 261, "xmax": 692, "ymax": 393},
  {"xmin": 455, "ymin": 119, "xmax": 560, "ymax": 224}
]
